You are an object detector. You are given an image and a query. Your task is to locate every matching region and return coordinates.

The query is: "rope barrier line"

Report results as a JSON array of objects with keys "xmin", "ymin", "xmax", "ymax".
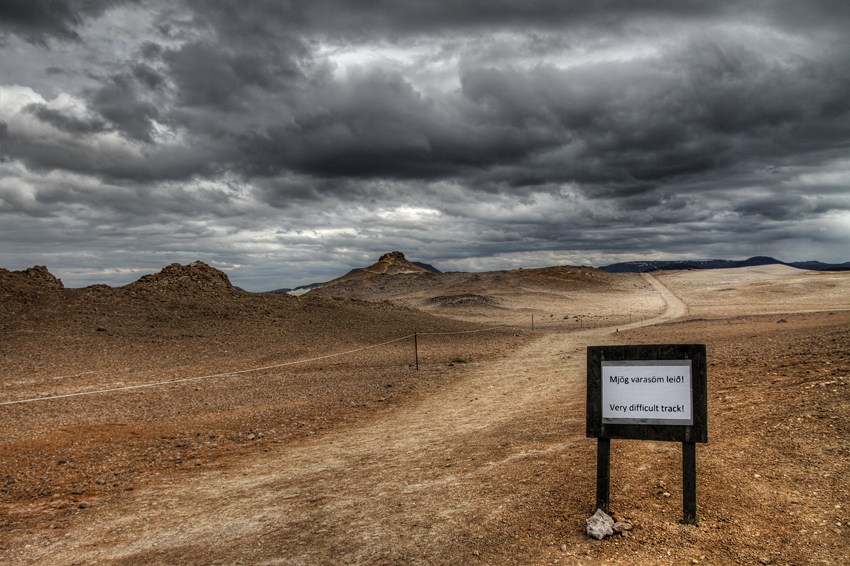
[
  {"xmin": 0, "ymin": 334, "xmax": 416, "ymax": 407},
  {"xmin": 417, "ymin": 324, "xmax": 510, "ymax": 336},
  {"xmin": 0, "ymin": 325, "xmax": 514, "ymax": 407}
]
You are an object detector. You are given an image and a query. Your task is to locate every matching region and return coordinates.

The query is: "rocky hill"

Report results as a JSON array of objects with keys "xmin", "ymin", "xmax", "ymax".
[
  {"xmin": 0, "ymin": 260, "xmax": 492, "ymax": 383},
  {"xmin": 359, "ymin": 251, "xmax": 434, "ymax": 275},
  {"xmin": 0, "ymin": 265, "xmax": 65, "ymax": 291},
  {"xmin": 125, "ymin": 261, "xmax": 236, "ymax": 292},
  {"xmin": 316, "ymin": 251, "xmax": 435, "ymax": 289}
]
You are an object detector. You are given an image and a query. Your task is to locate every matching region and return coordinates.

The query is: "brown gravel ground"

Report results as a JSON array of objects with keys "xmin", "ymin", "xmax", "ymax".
[{"xmin": 0, "ymin": 263, "xmax": 848, "ymax": 565}]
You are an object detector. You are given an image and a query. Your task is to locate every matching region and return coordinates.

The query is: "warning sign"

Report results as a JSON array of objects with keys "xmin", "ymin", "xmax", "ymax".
[
  {"xmin": 601, "ymin": 360, "xmax": 693, "ymax": 425},
  {"xmin": 586, "ymin": 344, "xmax": 707, "ymax": 443}
]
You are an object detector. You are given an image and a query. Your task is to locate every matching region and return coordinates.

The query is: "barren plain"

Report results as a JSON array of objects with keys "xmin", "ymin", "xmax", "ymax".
[{"xmin": 1, "ymin": 261, "xmax": 848, "ymax": 565}]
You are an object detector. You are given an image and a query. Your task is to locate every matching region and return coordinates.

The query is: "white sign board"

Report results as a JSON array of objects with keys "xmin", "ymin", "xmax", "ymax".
[{"xmin": 601, "ymin": 360, "xmax": 693, "ymax": 425}]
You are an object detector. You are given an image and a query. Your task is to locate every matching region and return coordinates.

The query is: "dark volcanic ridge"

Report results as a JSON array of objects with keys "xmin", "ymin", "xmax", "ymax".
[
  {"xmin": 600, "ymin": 256, "xmax": 850, "ymax": 273},
  {"xmin": 1, "ymin": 261, "xmax": 238, "ymax": 294}
]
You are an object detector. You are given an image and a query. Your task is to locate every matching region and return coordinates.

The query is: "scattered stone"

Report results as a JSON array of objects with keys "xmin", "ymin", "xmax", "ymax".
[
  {"xmin": 426, "ymin": 294, "xmax": 497, "ymax": 307},
  {"xmin": 247, "ymin": 433, "xmax": 256, "ymax": 441},
  {"xmin": 586, "ymin": 509, "xmax": 615, "ymax": 540},
  {"xmin": 78, "ymin": 502, "xmax": 89, "ymax": 509},
  {"xmin": 613, "ymin": 520, "xmax": 633, "ymax": 533}
]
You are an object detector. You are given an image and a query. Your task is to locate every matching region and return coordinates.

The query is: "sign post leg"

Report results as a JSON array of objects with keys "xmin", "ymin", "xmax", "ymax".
[
  {"xmin": 682, "ymin": 441, "xmax": 697, "ymax": 524},
  {"xmin": 596, "ymin": 437, "xmax": 611, "ymax": 513}
]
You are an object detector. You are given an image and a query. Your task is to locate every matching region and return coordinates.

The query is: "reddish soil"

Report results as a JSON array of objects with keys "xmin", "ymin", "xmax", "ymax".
[{"xmin": 0, "ymin": 262, "xmax": 848, "ymax": 565}]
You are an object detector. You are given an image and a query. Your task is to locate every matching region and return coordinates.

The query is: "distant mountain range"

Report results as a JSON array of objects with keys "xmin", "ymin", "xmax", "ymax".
[{"xmin": 599, "ymin": 256, "xmax": 850, "ymax": 273}]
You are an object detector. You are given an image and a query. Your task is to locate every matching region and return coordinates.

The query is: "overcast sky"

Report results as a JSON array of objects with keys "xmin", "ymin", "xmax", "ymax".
[{"xmin": 1, "ymin": 1, "xmax": 848, "ymax": 291}]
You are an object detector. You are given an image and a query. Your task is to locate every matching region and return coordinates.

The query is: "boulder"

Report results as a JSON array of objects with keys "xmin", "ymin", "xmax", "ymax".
[{"xmin": 586, "ymin": 509, "xmax": 615, "ymax": 540}]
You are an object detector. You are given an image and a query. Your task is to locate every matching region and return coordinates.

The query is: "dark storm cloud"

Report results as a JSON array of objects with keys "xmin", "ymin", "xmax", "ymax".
[
  {"xmin": 733, "ymin": 192, "xmax": 848, "ymax": 221},
  {"xmin": 1, "ymin": 0, "xmax": 848, "ymax": 290},
  {"xmin": 231, "ymin": 66, "xmax": 564, "ymax": 182},
  {"xmin": 239, "ymin": 25, "xmax": 842, "ymax": 198},
  {"xmin": 24, "ymin": 102, "xmax": 107, "ymax": 135},
  {"xmin": 131, "ymin": 63, "xmax": 166, "ymax": 91},
  {"xmin": 7, "ymin": 0, "xmax": 846, "ymax": 190},
  {"xmin": 0, "ymin": 0, "xmax": 139, "ymax": 45},
  {"xmin": 286, "ymin": 0, "xmax": 724, "ymax": 37},
  {"xmin": 88, "ymin": 73, "xmax": 160, "ymax": 143},
  {"xmin": 0, "ymin": 116, "xmax": 212, "ymax": 183},
  {"xmin": 236, "ymin": 0, "xmax": 850, "ymax": 45}
]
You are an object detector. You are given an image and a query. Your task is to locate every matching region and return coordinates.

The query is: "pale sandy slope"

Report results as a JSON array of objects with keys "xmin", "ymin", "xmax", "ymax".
[{"xmin": 654, "ymin": 265, "xmax": 849, "ymax": 318}]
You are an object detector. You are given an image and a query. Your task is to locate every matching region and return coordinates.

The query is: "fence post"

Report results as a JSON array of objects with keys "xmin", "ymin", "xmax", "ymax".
[{"xmin": 414, "ymin": 332, "xmax": 419, "ymax": 370}]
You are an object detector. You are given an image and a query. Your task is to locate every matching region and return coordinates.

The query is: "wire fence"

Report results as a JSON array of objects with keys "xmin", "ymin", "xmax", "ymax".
[
  {"xmin": 0, "ymin": 311, "xmax": 659, "ymax": 407},
  {"xmin": 0, "ymin": 325, "xmax": 512, "ymax": 407}
]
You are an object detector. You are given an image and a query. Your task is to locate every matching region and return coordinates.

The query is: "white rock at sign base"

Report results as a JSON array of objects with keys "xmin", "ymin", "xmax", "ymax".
[{"xmin": 586, "ymin": 509, "xmax": 615, "ymax": 539}]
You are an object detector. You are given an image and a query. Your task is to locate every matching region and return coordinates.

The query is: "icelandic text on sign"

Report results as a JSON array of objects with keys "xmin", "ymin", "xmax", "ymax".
[{"xmin": 601, "ymin": 360, "xmax": 693, "ymax": 426}]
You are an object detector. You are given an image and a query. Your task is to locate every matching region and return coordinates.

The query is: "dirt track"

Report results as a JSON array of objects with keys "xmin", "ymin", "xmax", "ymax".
[
  {"xmin": 1, "ymin": 265, "xmax": 848, "ymax": 565},
  {"xmin": 6, "ymin": 275, "xmax": 667, "ymax": 565}
]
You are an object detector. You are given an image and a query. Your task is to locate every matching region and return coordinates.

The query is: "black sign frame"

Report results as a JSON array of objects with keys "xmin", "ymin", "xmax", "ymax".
[
  {"xmin": 587, "ymin": 344, "xmax": 707, "ymax": 443},
  {"xmin": 586, "ymin": 344, "xmax": 708, "ymax": 525}
]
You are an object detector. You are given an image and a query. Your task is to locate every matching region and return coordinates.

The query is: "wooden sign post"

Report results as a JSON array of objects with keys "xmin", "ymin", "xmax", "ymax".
[{"xmin": 586, "ymin": 344, "xmax": 708, "ymax": 525}]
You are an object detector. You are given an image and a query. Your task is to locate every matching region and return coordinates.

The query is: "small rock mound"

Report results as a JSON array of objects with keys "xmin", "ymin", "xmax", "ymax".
[
  {"xmin": 426, "ymin": 294, "xmax": 497, "ymax": 307},
  {"xmin": 585, "ymin": 509, "xmax": 634, "ymax": 539},
  {"xmin": 126, "ymin": 261, "xmax": 235, "ymax": 291},
  {"xmin": 0, "ymin": 265, "xmax": 64, "ymax": 290}
]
